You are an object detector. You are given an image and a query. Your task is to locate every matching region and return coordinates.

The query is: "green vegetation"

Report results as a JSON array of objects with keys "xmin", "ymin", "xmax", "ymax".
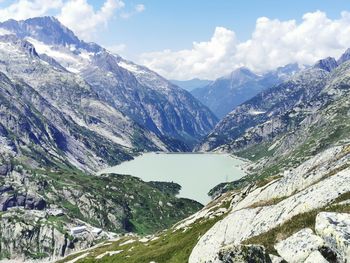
[
  {"xmin": 29, "ymin": 167, "xmax": 203, "ymax": 235},
  {"xmin": 59, "ymin": 215, "xmax": 225, "ymax": 263}
]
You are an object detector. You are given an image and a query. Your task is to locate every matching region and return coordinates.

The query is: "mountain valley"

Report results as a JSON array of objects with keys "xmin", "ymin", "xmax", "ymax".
[{"xmin": 0, "ymin": 13, "xmax": 350, "ymax": 263}]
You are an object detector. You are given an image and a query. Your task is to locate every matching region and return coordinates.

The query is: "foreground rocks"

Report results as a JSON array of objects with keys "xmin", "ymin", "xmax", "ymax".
[
  {"xmin": 275, "ymin": 228, "xmax": 325, "ymax": 263},
  {"xmin": 189, "ymin": 145, "xmax": 350, "ymax": 263},
  {"xmin": 218, "ymin": 245, "xmax": 272, "ymax": 263},
  {"xmin": 316, "ymin": 212, "xmax": 350, "ymax": 261}
]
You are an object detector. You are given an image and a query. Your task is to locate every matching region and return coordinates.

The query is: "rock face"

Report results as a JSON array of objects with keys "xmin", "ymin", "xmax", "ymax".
[
  {"xmin": 315, "ymin": 212, "xmax": 350, "ymax": 261},
  {"xmin": 274, "ymin": 228, "xmax": 324, "ymax": 263},
  {"xmin": 218, "ymin": 244, "xmax": 272, "ymax": 263},
  {"xmin": 0, "ymin": 192, "xmax": 46, "ymax": 211}
]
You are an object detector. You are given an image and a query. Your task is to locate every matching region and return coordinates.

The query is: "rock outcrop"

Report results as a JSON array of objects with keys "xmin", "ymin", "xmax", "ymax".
[
  {"xmin": 218, "ymin": 244, "xmax": 272, "ymax": 263},
  {"xmin": 315, "ymin": 212, "xmax": 350, "ymax": 261},
  {"xmin": 274, "ymin": 228, "xmax": 324, "ymax": 263}
]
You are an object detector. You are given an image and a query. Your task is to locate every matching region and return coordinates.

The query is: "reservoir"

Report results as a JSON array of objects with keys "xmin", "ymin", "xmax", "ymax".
[{"xmin": 98, "ymin": 153, "xmax": 246, "ymax": 204}]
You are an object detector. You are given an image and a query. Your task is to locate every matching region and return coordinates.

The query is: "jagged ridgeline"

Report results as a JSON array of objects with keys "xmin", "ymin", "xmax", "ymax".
[{"xmin": 0, "ymin": 16, "xmax": 212, "ymax": 261}]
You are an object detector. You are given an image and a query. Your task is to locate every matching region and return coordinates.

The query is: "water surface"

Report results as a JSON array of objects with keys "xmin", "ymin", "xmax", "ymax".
[{"xmin": 98, "ymin": 153, "xmax": 246, "ymax": 204}]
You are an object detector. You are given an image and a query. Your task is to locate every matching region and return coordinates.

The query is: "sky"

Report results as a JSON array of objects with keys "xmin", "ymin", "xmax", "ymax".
[{"xmin": 0, "ymin": 0, "xmax": 350, "ymax": 80}]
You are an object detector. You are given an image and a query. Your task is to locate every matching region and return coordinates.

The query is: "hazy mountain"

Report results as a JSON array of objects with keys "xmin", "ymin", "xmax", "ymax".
[
  {"xmin": 191, "ymin": 64, "xmax": 301, "ymax": 118},
  {"xmin": 170, "ymin": 78, "xmax": 213, "ymax": 91}
]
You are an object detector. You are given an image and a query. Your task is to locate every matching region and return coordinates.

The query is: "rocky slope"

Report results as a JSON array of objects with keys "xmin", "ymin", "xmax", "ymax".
[
  {"xmin": 191, "ymin": 64, "xmax": 300, "ymax": 118},
  {"xmin": 0, "ymin": 17, "xmax": 218, "ymax": 148},
  {"xmin": 58, "ymin": 144, "xmax": 350, "ymax": 263}
]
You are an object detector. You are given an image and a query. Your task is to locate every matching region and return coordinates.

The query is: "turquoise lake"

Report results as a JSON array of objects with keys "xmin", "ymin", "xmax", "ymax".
[{"xmin": 98, "ymin": 153, "xmax": 246, "ymax": 204}]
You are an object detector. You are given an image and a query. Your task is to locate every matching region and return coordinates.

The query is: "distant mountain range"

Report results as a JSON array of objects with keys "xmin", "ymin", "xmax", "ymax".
[
  {"xmin": 196, "ymin": 49, "xmax": 350, "ymax": 158},
  {"xmin": 191, "ymin": 64, "xmax": 301, "ymax": 118}
]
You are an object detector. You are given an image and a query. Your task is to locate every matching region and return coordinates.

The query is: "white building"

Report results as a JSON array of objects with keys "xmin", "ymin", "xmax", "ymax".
[{"xmin": 70, "ymin": 226, "xmax": 86, "ymax": 235}]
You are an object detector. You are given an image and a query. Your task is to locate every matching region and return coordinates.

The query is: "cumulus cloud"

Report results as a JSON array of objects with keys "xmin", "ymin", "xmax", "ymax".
[
  {"xmin": 140, "ymin": 10, "xmax": 350, "ymax": 80},
  {"xmin": 57, "ymin": 0, "xmax": 125, "ymax": 40},
  {"xmin": 0, "ymin": 0, "xmax": 63, "ymax": 21}
]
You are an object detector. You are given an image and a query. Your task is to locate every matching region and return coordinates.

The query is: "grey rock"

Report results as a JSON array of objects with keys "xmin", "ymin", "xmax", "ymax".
[
  {"xmin": 315, "ymin": 212, "xmax": 350, "ymax": 261},
  {"xmin": 218, "ymin": 244, "xmax": 272, "ymax": 263},
  {"xmin": 274, "ymin": 228, "xmax": 325, "ymax": 263}
]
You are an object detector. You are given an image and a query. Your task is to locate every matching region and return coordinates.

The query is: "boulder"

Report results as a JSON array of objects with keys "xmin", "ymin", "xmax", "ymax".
[
  {"xmin": 315, "ymin": 212, "xmax": 350, "ymax": 261},
  {"xmin": 218, "ymin": 244, "xmax": 272, "ymax": 263},
  {"xmin": 274, "ymin": 228, "xmax": 324, "ymax": 263}
]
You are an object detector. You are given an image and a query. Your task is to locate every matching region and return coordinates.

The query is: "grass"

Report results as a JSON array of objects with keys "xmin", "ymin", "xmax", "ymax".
[
  {"xmin": 248, "ymin": 196, "xmax": 287, "ymax": 209},
  {"xmin": 59, "ymin": 214, "xmax": 225, "ymax": 263}
]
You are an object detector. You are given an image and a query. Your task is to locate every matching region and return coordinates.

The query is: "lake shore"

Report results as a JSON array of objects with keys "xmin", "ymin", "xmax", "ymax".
[{"xmin": 97, "ymin": 152, "xmax": 247, "ymax": 204}]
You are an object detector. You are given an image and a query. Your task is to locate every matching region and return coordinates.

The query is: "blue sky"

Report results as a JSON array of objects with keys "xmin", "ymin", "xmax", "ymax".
[
  {"xmin": 0, "ymin": 0, "xmax": 350, "ymax": 79},
  {"xmin": 96, "ymin": 0, "xmax": 350, "ymax": 56}
]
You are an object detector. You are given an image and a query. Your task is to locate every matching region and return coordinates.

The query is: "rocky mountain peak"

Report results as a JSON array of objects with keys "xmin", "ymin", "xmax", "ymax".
[
  {"xmin": 0, "ymin": 16, "xmax": 100, "ymax": 53},
  {"xmin": 227, "ymin": 67, "xmax": 259, "ymax": 83},
  {"xmin": 313, "ymin": 57, "xmax": 338, "ymax": 72}
]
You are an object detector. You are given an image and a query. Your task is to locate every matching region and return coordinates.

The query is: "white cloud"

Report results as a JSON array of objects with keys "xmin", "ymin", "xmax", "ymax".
[
  {"xmin": 140, "ymin": 10, "xmax": 350, "ymax": 80},
  {"xmin": 57, "ymin": 0, "xmax": 125, "ymax": 41},
  {"xmin": 0, "ymin": 0, "xmax": 63, "ymax": 21},
  {"xmin": 0, "ymin": 0, "xmax": 144, "ymax": 41},
  {"xmin": 120, "ymin": 3, "xmax": 145, "ymax": 19}
]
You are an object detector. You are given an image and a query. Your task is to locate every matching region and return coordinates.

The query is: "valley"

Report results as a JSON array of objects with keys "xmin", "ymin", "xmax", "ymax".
[{"xmin": 0, "ymin": 6, "xmax": 350, "ymax": 263}]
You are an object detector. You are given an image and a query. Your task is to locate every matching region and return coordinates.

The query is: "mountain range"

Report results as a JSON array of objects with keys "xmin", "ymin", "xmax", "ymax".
[{"xmin": 191, "ymin": 63, "xmax": 301, "ymax": 118}]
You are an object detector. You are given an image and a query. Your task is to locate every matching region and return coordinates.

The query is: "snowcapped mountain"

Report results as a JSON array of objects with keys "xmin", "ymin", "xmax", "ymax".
[
  {"xmin": 0, "ymin": 34, "xmax": 176, "ymax": 172},
  {"xmin": 0, "ymin": 17, "xmax": 218, "ymax": 147},
  {"xmin": 191, "ymin": 64, "xmax": 301, "ymax": 118}
]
